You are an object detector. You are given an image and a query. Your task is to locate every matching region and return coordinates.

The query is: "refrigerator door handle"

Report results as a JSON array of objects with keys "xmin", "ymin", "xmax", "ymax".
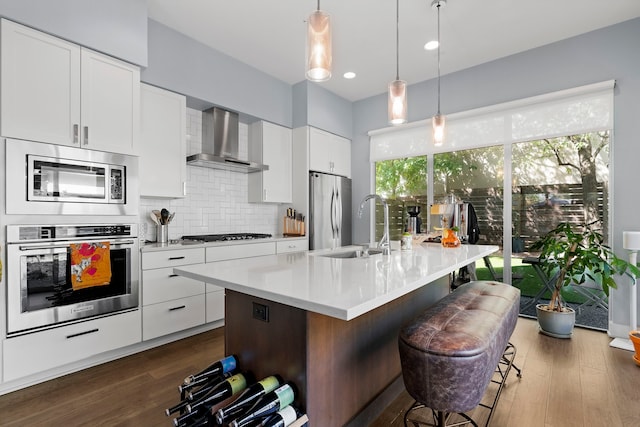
[
  {"xmin": 335, "ymin": 186, "xmax": 341, "ymax": 239},
  {"xmin": 330, "ymin": 188, "xmax": 336, "ymax": 239}
]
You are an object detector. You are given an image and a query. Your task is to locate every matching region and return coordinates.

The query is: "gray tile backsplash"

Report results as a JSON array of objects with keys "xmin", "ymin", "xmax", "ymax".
[{"xmin": 139, "ymin": 108, "xmax": 278, "ymax": 242}]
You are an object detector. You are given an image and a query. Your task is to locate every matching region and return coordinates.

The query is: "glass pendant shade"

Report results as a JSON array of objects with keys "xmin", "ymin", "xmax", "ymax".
[
  {"xmin": 306, "ymin": 10, "xmax": 332, "ymax": 82},
  {"xmin": 388, "ymin": 80, "xmax": 407, "ymax": 125},
  {"xmin": 432, "ymin": 113, "xmax": 445, "ymax": 146}
]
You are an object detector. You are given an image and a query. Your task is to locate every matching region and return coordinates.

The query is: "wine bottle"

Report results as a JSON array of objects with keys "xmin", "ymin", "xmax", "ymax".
[
  {"xmin": 165, "ymin": 398, "xmax": 190, "ymax": 417},
  {"xmin": 178, "ymin": 373, "xmax": 217, "ymax": 394},
  {"xmin": 168, "ymin": 372, "xmax": 232, "ymax": 416},
  {"xmin": 173, "ymin": 408, "xmax": 202, "ymax": 427},
  {"xmin": 186, "ymin": 372, "xmax": 247, "ymax": 414},
  {"xmin": 229, "ymin": 383, "xmax": 296, "ymax": 427},
  {"xmin": 215, "ymin": 375, "xmax": 282, "ymax": 425},
  {"xmin": 261, "ymin": 406, "xmax": 298, "ymax": 427},
  {"xmin": 183, "ymin": 355, "xmax": 237, "ymax": 386},
  {"xmin": 179, "ymin": 412, "xmax": 212, "ymax": 427},
  {"xmin": 187, "ymin": 372, "xmax": 232, "ymax": 402},
  {"xmin": 260, "ymin": 405, "xmax": 298, "ymax": 427}
]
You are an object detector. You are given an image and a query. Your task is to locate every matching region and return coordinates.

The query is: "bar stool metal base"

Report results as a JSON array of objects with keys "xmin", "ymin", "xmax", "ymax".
[{"xmin": 404, "ymin": 342, "xmax": 521, "ymax": 427}]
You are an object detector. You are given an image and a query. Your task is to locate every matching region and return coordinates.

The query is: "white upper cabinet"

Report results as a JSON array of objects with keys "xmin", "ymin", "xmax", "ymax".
[
  {"xmin": 1, "ymin": 19, "xmax": 80, "ymax": 145},
  {"xmin": 308, "ymin": 127, "xmax": 351, "ymax": 178},
  {"xmin": 140, "ymin": 83, "xmax": 187, "ymax": 198},
  {"xmin": 0, "ymin": 19, "xmax": 140, "ymax": 155},
  {"xmin": 79, "ymin": 49, "xmax": 140, "ymax": 155},
  {"xmin": 248, "ymin": 121, "xmax": 293, "ymax": 203}
]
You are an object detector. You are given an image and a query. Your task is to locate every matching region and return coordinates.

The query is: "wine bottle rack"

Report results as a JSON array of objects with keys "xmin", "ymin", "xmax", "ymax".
[{"xmin": 166, "ymin": 355, "xmax": 308, "ymax": 427}]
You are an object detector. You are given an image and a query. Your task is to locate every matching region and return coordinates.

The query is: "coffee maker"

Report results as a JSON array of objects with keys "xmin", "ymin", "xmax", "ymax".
[{"xmin": 406, "ymin": 206, "xmax": 422, "ymax": 235}]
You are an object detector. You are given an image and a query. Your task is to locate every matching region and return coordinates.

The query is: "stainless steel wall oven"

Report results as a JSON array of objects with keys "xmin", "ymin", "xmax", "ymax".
[{"xmin": 6, "ymin": 224, "xmax": 139, "ymax": 336}]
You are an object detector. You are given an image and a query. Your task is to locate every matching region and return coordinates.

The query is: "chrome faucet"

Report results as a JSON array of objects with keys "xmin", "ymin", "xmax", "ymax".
[{"xmin": 358, "ymin": 194, "xmax": 390, "ymax": 255}]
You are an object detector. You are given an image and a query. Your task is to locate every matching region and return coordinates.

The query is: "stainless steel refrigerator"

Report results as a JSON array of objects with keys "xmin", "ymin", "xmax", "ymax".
[{"xmin": 309, "ymin": 172, "xmax": 352, "ymax": 250}]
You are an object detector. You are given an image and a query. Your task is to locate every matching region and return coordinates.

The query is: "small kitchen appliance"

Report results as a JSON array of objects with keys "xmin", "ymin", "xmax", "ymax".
[
  {"xmin": 406, "ymin": 205, "xmax": 422, "ymax": 235},
  {"xmin": 5, "ymin": 138, "xmax": 138, "ymax": 216}
]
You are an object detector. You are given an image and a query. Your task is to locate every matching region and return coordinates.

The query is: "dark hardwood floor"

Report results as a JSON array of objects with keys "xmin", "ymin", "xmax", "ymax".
[{"xmin": 0, "ymin": 318, "xmax": 639, "ymax": 426}]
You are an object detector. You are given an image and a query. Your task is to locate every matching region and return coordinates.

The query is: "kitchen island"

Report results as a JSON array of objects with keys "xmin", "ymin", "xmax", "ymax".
[{"xmin": 174, "ymin": 243, "xmax": 498, "ymax": 426}]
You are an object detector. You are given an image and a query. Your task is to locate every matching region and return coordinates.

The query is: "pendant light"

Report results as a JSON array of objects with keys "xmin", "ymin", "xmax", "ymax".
[
  {"xmin": 432, "ymin": 0, "xmax": 446, "ymax": 146},
  {"xmin": 388, "ymin": 0, "xmax": 407, "ymax": 125},
  {"xmin": 306, "ymin": 0, "xmax": 332, "ymax": 82}
]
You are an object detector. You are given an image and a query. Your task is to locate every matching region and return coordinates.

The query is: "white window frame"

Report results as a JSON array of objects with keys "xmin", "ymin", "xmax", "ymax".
[{"xmin": 369, "ymin": 81, "xmax": 615, "ymax": 283}]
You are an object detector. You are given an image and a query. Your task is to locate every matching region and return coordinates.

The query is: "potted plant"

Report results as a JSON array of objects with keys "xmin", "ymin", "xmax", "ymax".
[
  {"xmin": 531, "ymin": 222, "xmax": 639, "ymax": 338},
  {"xmin": 630, "ymin": 331, "xmax": 640, "ymax": 365}
]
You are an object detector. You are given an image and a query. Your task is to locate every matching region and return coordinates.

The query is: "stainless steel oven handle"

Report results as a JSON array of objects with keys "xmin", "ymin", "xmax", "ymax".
[
  {"xmin": 18, "ymin": 244, "xmax": 72, "ymax": 251},
  {"xmin": 17, "ymin": 240, "xmax": 136, "ymax": 251},
  {"xmin": 106, "ymin": 240, "xmax": 136, "ymax": 247}
]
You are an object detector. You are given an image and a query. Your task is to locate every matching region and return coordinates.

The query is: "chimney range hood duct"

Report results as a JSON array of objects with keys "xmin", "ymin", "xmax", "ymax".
[{"xmin": 186, "ymin": 107, "xmax": 268, "ymax": 173}]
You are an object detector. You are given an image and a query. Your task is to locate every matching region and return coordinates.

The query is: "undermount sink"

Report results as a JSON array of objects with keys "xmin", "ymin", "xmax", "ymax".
[{"xmin": 315, "ymin": 248, "xmax": 386, "ymax": 259}]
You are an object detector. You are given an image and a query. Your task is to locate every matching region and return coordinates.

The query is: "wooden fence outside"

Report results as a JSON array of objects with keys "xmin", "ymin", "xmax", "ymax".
[{"xmin": 375, "ymin": 182, "xmax": 608, "ymax": 250}]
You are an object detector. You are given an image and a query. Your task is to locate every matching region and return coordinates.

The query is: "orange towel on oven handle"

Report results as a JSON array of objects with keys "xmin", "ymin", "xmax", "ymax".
[{"xmin": 70, "ymin": 241, "xmax": 112, "ymax": 290}]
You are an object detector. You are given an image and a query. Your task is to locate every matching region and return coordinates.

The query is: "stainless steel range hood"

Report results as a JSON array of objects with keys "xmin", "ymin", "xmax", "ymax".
[{"xmin": 186, "ymin": 107, "xmax": 268, "ymax": 173}]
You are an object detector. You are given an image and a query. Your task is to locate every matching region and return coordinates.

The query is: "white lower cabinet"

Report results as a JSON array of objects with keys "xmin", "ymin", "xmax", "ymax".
[
  {"xmin": 142, "ymin": 295, "xmax": 206, "ymax": 340},
  {"xmin": 206, "ymin": 241, "xmax": 276, "ymax": 262},
  {"xmin": 276, "ymin": 238, "xmax": 308, "ymax": 254},
  {"xmin": 206, "ymin": 285, "xmax": 225, "ymax": 323},
  {"xmin": 3, "ymin": 310, "xmax": 141, "ymax": 382},
  {"xmin": 142, "ymin": 267, "xmax": 205, "ymax": 306},
  {"xmin": 204, "ymin": 242, "xmax": 277, "ymax": 322},
  {"xmin": 141, "ymin": 248, "xmax": 207, "ymax": 341}
]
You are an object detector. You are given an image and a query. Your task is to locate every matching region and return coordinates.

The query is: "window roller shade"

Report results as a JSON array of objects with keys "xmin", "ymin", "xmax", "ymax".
[{"xmin": 369, "ymin": 80, "xmax": 614, "ymax": 161}]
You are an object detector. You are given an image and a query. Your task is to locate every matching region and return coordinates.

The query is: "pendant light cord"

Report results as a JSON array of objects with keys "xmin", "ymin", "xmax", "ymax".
[
  {"xmin": 396, "ymin": 0, "xmax": 400, "ymax": 80},
  {"xmin": 317, "ymin": 0, "xmax": 320, "ymax": 11},
  {"xmin": 436, "ymin": 1, "xmax": 441, "ymax": 115}
]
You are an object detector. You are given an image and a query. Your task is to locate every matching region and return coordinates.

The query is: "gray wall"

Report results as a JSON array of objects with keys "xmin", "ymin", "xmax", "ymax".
[
  {"xmin": 351, "ymin": 17, "xmax": 640, "ymax": 333},
  {"xmin": 293, "ymin": 81, "xmax": 353, "ymax": 140},
  {"xmin": 143, "ymin": 20, "xmax": 293, "ymax": 128},
  {"xmin": 0, "ymin": 0, "xmax": 147, "ymax": 66}
]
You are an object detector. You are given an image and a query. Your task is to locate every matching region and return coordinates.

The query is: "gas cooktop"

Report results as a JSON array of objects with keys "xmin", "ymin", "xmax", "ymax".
[{"xmin": 180, "ymin": 233, "xmax": 272, "ymax": 242}]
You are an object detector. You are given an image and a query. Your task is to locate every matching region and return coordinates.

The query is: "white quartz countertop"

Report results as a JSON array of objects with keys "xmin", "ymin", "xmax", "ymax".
[
  {"xmin": 141, "ymin": 236, "xmax": 307, "ymax": 252},
  {"xmin": 174, "ymin": 243, "xmax": 498, "ymax": 321}
]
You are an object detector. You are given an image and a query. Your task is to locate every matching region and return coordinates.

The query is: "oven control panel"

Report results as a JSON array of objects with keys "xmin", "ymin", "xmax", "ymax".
[{"xmin": 9, "ymin": 224, "xmax": 136, "ymax": 243}]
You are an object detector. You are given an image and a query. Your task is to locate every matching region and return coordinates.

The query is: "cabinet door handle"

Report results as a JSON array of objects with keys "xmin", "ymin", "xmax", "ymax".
[
  {"xmin": 183, "ymin": 182, "xmax": 187, "ymax": 196},
  {"xmin": 73, "ymin": 124, "xmax": 79, "ymax": 144},
  {"xmin": 83, "ymin": 126, "xmax": 89, "ymax": 145},
  {"xmin": 169, "ymin": 256, "xmax": 185, "ymax": 260},
  {"xmin": 169, "ymin": 274, "xmax": 180, "ymax": 278},
  {"xmin": 169, "ymin": 305, "xmax": 186, "ymax": 311},
  {"xmin": 66, "ymin": 328, "xmax": 99, "ymax": 339}
]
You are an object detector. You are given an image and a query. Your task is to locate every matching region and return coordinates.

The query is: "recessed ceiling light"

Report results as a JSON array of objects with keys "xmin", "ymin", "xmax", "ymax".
[
  {"xmin": 424, "ymin": 40, "xmax": 439, "ymax": 51},
  {"xmin": 343, "ymin": 71, "xmax": 356, "ymax": 79}
]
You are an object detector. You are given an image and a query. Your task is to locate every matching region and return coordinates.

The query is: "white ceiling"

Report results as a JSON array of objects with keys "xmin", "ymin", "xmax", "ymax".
[{"xmin": 147, "ymin": 0, "xmax": 640, "ymax": 102}]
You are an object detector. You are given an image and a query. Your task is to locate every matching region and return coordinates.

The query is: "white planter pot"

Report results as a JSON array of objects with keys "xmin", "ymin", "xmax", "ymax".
[{"xmin": 536, "ymin": 303, "xmax": 576, "ymax": 338}]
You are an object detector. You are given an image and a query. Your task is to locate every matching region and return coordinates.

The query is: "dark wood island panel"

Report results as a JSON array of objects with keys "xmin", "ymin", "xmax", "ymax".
[{"xmin": 224, "ymin": 276, "xmax": 449, "ymax": 426}]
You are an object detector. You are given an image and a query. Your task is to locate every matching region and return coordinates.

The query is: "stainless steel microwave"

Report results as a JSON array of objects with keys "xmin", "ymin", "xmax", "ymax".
[{"xmin": 5, "ymin": 139, "xmax": 139, "ymax": 215}]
